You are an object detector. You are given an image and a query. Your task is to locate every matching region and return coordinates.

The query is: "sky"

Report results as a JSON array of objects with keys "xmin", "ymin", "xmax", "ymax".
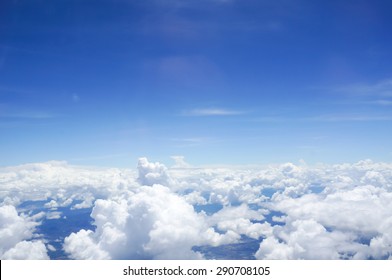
[{"xmin": 1, "ymin": 0, "xmax": 392, "ymax": 167}]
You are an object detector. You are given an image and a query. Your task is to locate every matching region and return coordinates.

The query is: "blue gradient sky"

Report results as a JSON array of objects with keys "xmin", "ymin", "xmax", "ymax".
[{"xmin": 1, "ymin": 0, "xmax": 392, "ymax": 166}]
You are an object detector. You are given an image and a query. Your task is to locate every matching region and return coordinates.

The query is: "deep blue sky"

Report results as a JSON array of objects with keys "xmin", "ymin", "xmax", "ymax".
[{"xmin": 1, "ymin": 0, "xmax": 392, "ymax": 166}]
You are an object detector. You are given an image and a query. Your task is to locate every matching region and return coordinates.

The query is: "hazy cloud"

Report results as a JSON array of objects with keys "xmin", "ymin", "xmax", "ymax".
[{"xmin": 183, "ymin": 108, "xmax": 245, "ymax": 116}]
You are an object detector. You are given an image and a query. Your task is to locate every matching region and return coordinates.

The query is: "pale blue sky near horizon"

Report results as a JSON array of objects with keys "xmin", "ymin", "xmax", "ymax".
[{"xmin": 1, "ymin": 0, "xmax": 392, "ymax": 167}]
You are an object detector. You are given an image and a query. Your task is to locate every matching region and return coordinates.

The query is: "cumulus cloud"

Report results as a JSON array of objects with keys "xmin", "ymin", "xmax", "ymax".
[
  {"xmin": 255, "ymin": 218, "xmax": 366, "ymax": 259},
  {"xmin": 64, "ymin": 185, "xmax": 235, "ymax": 260},
  {"xmin": 171, "ymin": 155, "xmax": 192, "ymax": 168},
  {"xmin": 1, "ymin": 157, "xmax": 392, "ymax": 259},
  {"xmin": 208, "ymin": 204, "xmax": 269, "ymax": 239},
  {"xmin": 183, "ymin": 191, "xmax": 207, "ymax": 205},
  {"xmin": 63, "ymin": 229, "xmax": 110, "ymax": 260},
  {"xmin": 46, "ymin": 211, "xmax": 62, "ymax": 220},
  {"xmin": 137, "ymin": 157, "xmax": 174, "ymax": 187},
  {"xmin": 254, "ymin": 161, "xmax": 392, "ymax": 259},
  {"xmin": 2, "ymin": 240, "xmax": 49, "ymax": 260},
  {"xmin": 0, "ymin": 205, "xmax": 49, "ymax": 259},
  {"xmin": 0, "ymin": 160, "xmax": 137, "ymax": 210}
]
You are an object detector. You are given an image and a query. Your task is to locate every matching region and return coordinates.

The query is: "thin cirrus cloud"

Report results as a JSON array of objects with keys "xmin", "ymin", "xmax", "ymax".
[
  {"xmin": 0, "ymin": 104, "xmax": 55, "ymax": 120},
  {"xmin": 253, "ymin": 114, "xmax": 392, "ymax": 123},
  {"xmin": 310, "ymin": 78, "xmax": 392, "ymax": 107},
  {"xmin": 305, "ymin": 114, "xmax": 392, "ymax": 122},
  {"xmin": 335, "ymin": 78, "xmax": 392, "ymax": 97},
  {"xmin": 368, "ymin": 100, "xmax": 392, "ymax": 106},
  {"xmin": 170, "ymin": 137, "xmax": 214, "ymax": 147},
  {"xmin": 182, "ymin": 108, "xmax": 246, "ymax": 117},
  {"xmin": 0, "ymin": 111, "xmax": 54, "ymax": 119}
]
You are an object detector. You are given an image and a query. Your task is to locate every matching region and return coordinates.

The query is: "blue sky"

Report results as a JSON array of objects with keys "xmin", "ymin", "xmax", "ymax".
[{"xmin": 1, "ymin": 0, "xmax": 392, "ymax": 166}]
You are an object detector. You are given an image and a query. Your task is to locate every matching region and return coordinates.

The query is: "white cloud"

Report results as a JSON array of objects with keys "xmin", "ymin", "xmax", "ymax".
[
  {"xmin": 255, "ymin": 219, "xmax": 364, "ymax": 259},
  {"xmin": 2, "ymin": 157, "xmax": 392, "ymax": 259},
  {"xmin": 368, "ymin": 218, "xmax": 392, "ymax": 259},
  {"xmin": 47, "ymin": 244, "xmax": 56, "ymax": 252},
  {"xmin": 64, "ymin": 185, "xmax": 235, "ymax": 259},
  {"xmin": 71, "ymin": 193, "xmax": 95, "ymax": 210},
  {"xmin": 63, "ymin": 229, "xmax": 110, "ymax": 260},
  {"xmin": 46, "ymin": 211, "xmax": 62, "ymax": 220},
  {"xmin": 171, "ymin": 155, "xmax": 192, "ymax": 168},
  {"xmin": 208, "ymin": 204, "xmax": 269, "ymax": 239},
  {"xmin": 44, "ymin": 200, "xmax": 59, "ymax": 209},
  {"xmin": 0, "ymin": 160, "xmax": 137, "ymax": 209},
  {"xmin": 0, "ymin": 205, "xmax": 49, "ymax": 259},
  {"xmin": 253, "ymin": 161, "xmax": 392, "ymax": 259},
  {"xmin": 184, "ymin": 191, "xmax": 207, "ymax": 205},
  {"xmin": 0, "ymin": 205, "xmax": 37, "ymax": 253},
  {"xmin": 137, "ymin": 157, "xmax": 174, "ymax": 187},
  {"xmin": 2, "ymin": 240, "xmax": 49, "ymax": 260}
]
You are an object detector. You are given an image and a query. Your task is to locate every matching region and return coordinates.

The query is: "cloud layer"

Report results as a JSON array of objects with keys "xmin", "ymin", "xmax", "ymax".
[{"xmin": 1, "ymin": 158, "xmax": 392, "ymax": 259}]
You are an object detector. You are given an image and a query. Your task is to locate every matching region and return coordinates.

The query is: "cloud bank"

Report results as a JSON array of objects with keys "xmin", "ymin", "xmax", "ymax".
[{"xmin": 1, "ymin": 158, "xmax": 392, "ymax": 259}]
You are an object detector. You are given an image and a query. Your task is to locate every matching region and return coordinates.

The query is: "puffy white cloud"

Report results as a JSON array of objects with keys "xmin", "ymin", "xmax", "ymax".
[
  {"xmin": 137, "ymin": 157, "xmax": 174, "ymax": 187},
  {"xmin": 0, "ymin": 205, "xmax": 49, "ymax": 259},
  {"xmin": 71, "ymin": 193, "xmax": 95, "ymax": 209},
  {"xmin": 183, "ymin": 191, "xmax": 207, "ymax": 205},
  {"xmin": 254, "ymin": 161, "xmax": 392, "ymax": 260},
  {"xmin": 255, "ymin": 219, "xmax": 366, "ymax": 260},
  {"xmin": 368, "ymin": 218, "xmax": 392, "ymax": 259},
  {"xmin": 64, "ymin": 185, "xmax": 235, "ymax": 260},
  {"xmin": 44, "ymin": 200, "xmax": 59, "ymax": 209},
  {"xmin": 46, "ymin": 211, "xmax": 62, "ymax": 220},
  {"xmin": 63, "ymin": 230, "xmax": 110, "ymax": 260},
  {"xmin": 270, "ymin": 185, "xmax": 392, "ymax": 236},
  {"xmin": 0, "ymin": 161, "xmax": 137, "ymax": 211},
  {"xmin": 1, "ymin": 240, "xmax": 49, "ymax": 260},
  {"xmin": 2, "ymin": 157, "xmax": 392, "ymax": 259},
  {"xmin": 0, "ymin": 205, "xmax": 37, "ymax": 253},
  {"xmin": 208, "ymin": 204, "xmax": 268, "ymax": 239}
]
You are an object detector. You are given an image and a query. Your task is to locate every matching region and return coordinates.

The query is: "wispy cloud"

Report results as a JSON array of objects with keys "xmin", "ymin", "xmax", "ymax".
[
  {"xmin": 309, "ymin": 114, "xmax": 392, "ymax": 122},
  {"xmin": 182, "ymin": 108, "xmax": 246, "ymax": 117},
  {"xmin": 0, "ymin": 110, "xmax": 54, "ymax": 119},
  {"xmin": 368, "ymin": 99, "xmax": 392, "ymax": 106},
  {"xmin": 252, "ymin": 116, "xmax": 287, "ymax": 122},
  {"xmin": 336, "ymin": 78, "xmax": 392, "ymax": 97},
  {"xmin": 169, "ymin": 137, "xmax": 216, "ymax": 147},
  {"xmin": 69, "ymin": 153, "xmax": 129, "ymax": 162},
  {"xmin": 0, "ymin": 103, "xmax": 55, "ymax": 120},
  {"xmin": 253, "ymin": 114, "xmax": 392, "ymax": 123}
]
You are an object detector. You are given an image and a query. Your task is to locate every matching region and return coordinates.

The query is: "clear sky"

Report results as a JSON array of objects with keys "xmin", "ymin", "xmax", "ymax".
[{"xmin": 1, "ymin": 0, "xmax": 392, "ymax": 167}]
